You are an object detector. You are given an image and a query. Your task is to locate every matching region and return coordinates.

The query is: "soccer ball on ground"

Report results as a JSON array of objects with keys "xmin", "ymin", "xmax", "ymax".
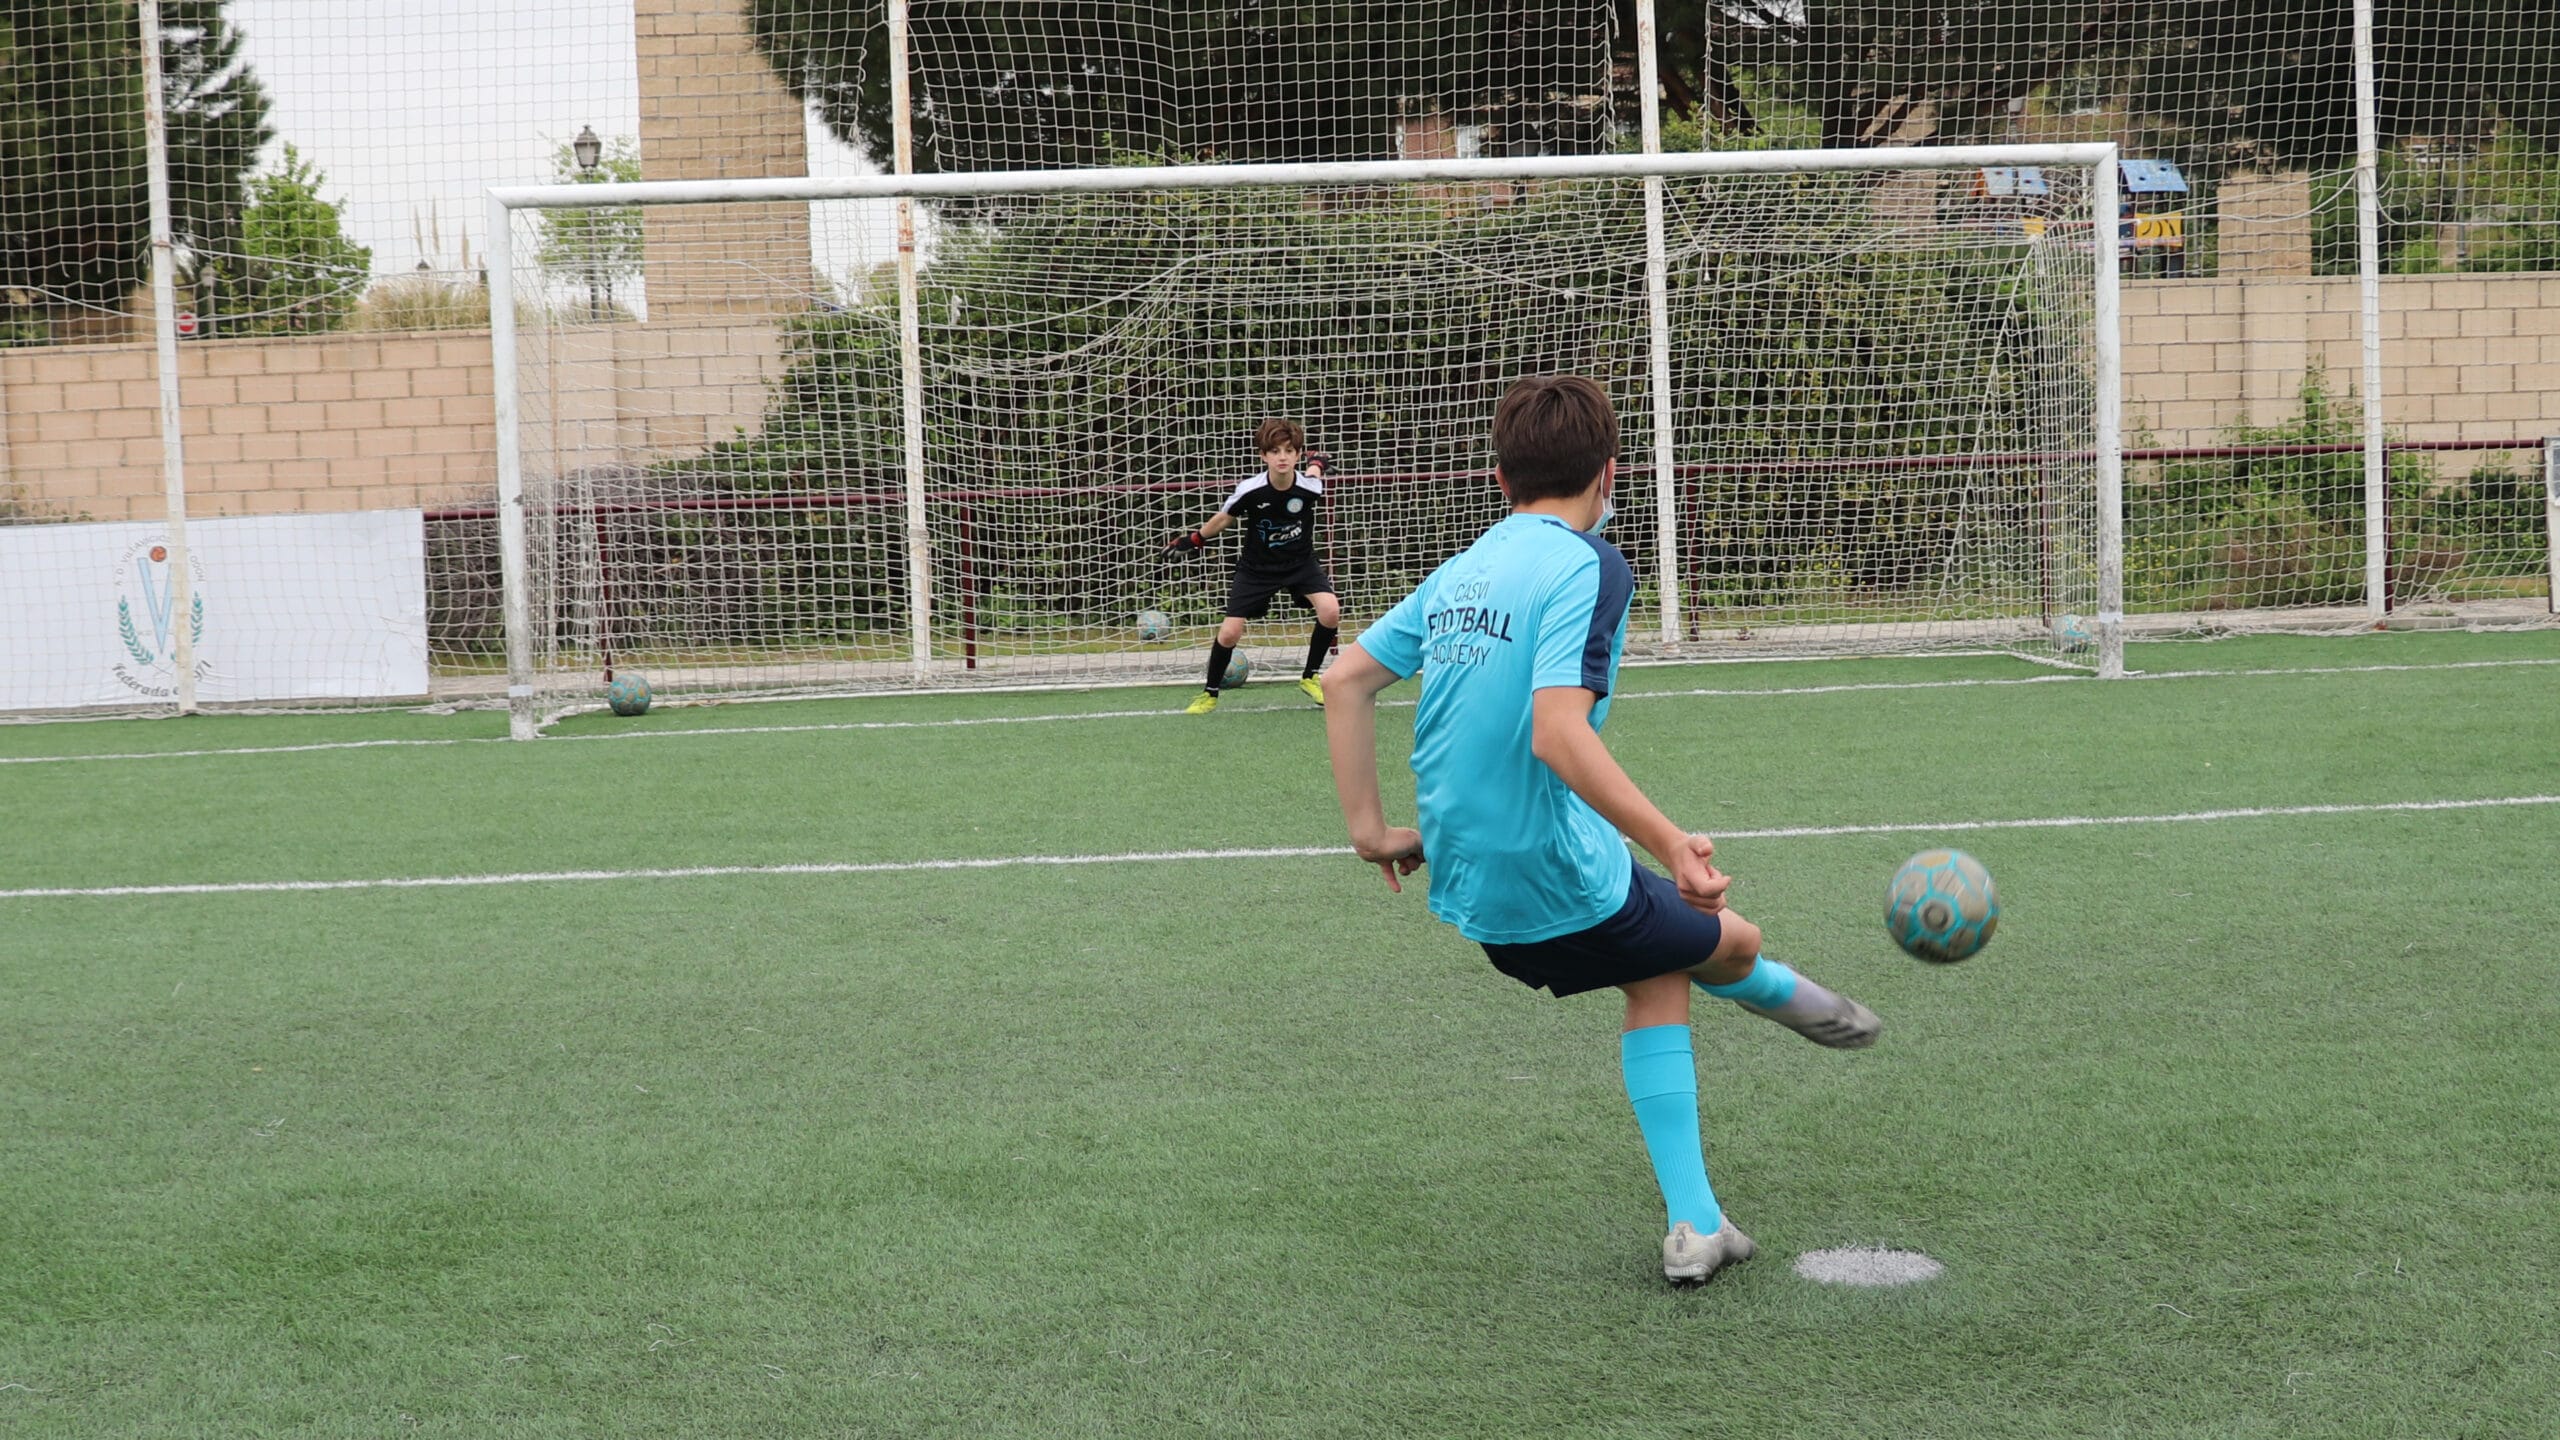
[
  {"xmin": 605, "ymin": 674, "xmax": 653, "ymax": 717},
  {"xmin": 1886, "ymin": 849, "xmax": 1998, "ymax": 963},
  {"xmin": 1137, "ymin": 608, "xmax": 1172, "ymax": 642},
  {"xmin": 2051, "ymin": 613, "xmax": 2094, "ymax": 652},
  {"xmin": 1221, "ymin": 655, "xmax": 1254, "ymax": 688}
]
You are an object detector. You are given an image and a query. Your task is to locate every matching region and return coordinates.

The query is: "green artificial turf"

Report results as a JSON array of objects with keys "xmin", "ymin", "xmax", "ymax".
[{"xmin": 3, "ymin": 631, "xmax": 2557, "ymax": 1437}]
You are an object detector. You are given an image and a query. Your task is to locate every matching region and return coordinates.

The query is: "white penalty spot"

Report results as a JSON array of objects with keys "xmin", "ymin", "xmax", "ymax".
[{"xmin": 1794, "ymin": 1247, "xmax": 1944, "ymax": 1287}]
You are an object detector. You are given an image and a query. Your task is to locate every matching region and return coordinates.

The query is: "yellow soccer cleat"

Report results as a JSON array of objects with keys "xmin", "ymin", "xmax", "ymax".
[
  {"xmin": 1184, "ymin": 690, "xmax": 1220, "ymax": 716},
  {"xmin": 1297, "ymin": 675, "xmax": 1324, "ymax": 706}
]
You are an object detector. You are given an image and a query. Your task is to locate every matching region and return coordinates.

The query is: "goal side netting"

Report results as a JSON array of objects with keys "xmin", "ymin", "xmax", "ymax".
[{"xmin": 491, "ymin": 147, "xmax": 2122, "ymax": 731}]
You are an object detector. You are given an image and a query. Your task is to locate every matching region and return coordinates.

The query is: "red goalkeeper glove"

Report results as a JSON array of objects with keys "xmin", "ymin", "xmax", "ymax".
[{"xmin": 1164, "ymin": 530, "xmax": 1208, "ymax": 554}]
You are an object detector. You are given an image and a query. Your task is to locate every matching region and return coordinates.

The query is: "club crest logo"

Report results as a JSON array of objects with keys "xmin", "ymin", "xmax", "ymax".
[
  {"xmin": 1287, "ymin": 496, "xmax": 1303, "ymax": 513},
  {"xmin": 110, "ymin": 537, "xmax": 209, "ymax": 697}
]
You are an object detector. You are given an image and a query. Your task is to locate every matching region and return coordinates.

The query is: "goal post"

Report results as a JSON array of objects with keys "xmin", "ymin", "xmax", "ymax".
[
  {"xmin": 2547, "ymin": 436, "xmax": 2560, "ymax": 616},
  {"xmin": 489, "ymin": 142, "xmax": 2127, "ymax": 733}
]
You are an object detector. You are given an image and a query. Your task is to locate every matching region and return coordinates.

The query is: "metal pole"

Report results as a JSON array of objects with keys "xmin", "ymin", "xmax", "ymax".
[
  {"xmin": 1637, "ymin": 0, "xmax": 1681, "ymax": 645},
  {"xmin": 2544, "ymin": 437, "xmax": 2559, "ymax": 615},
  {"xmin": 1698, "ymin": 1, "xmax": 1713, "ymax": 149},
  {"xmin": 2094, "ymin": 150, "xmax": 2127, "ymax": 679},
  {"xmin": 139, "ymin": 0, "xmax": 196, "ymax": 714},
  {"xmin": 490, "ymin": 196, "xmax": 536, "ymax": 740},
  {"xmin": 890, "ymin": 0, "xmax": 934, "ymax": 680},
  {"xmin": 2354, "ymin": 0, "xmax": 2388, "ymax": 616}
]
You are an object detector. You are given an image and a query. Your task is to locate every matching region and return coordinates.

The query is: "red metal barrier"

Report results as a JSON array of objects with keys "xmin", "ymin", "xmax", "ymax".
[{"xmin": 423, "ymin": 438, "xmax": 2544, "ymax": 523}]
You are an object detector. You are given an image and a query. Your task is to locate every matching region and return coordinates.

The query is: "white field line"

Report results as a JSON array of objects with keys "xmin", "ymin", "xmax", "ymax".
[
  {"xmin": 0, "ymin": 737, "xmax": 480, "ymax": 766},
  {"xmin": 5, "ymin": 656, "xmax": 2557, "ymax": 768},
  {"xmin": 5, "ymin": 794, "xmax": 2554, "ymax": 902}
]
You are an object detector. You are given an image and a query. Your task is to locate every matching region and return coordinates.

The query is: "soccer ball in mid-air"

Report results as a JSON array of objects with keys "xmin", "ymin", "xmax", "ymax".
[
  {"xmin": 605, "ymin": 674, "xmax": 653, "ymax": 717},
  {"xmin": 2052, "ymin": 613, "xmax": 2094, "ymax": 653},
  {"xmin": 1137, "ymin": 608, "xmax": 1172, "ymax": 642},
  {"xmin": 1886, "ymin": 849, "xmax": 1998, "ymax": 963},
  {"xmin": 1222, "ymin": 655, "xmax": 1254, "ymax": 689}
]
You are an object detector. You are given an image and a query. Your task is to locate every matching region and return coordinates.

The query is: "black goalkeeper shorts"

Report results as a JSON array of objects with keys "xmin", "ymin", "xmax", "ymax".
[{"xmin": 1225, "ymin": 558, "xmax": 1336, "ymax": 620}]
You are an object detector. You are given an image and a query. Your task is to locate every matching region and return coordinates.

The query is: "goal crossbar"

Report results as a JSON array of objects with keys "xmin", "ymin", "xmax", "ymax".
[{"xmin": 488, "ymin": 143, "xmax": 2126, "ymax": 211}]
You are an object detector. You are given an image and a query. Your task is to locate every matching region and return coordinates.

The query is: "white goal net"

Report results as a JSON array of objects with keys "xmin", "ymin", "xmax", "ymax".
[
  {"xmin": 492, "ymin": 145, "xmax": 2120, "ymax": 729},
  {"xmin": 8, "ymin": 3, "xmax": 2558, "ymax": 725}
]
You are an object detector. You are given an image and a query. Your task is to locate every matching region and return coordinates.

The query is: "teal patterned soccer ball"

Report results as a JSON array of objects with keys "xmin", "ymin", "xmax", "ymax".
[
  {"xmin": 1886, "ymin": 849, "xmax": 1999, "ymax": 964},
  {"xmin": 605, "ymin": 674, "xmax": 652, "ymax": 717},
  {"xmin": 1221, "ymin": 655, "xmax": 1253, "ymax": 688},
  {"xmin": 2052, "ymin": 613, "xmax": 2095, "ymax": 653},
  {"xmin": 1137, "ymin": 608, "xmax": 1172, "ymax": 642}
]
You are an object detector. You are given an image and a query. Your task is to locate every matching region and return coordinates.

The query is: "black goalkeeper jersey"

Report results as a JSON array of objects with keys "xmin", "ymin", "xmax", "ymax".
[{"xmin": 1218, "ymin": 472, "xmax": 1325, "ymax": 572}]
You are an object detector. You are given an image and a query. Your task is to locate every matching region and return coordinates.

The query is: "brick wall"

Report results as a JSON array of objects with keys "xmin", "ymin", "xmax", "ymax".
[
  {"xmin": 0, "ymin": 332, "xmax": 495, "ymax": 522},
  {"xmin": 2212, "ymin": 171, "xmax": 2318, "ymax": 278},
  {"xmin": 3, "ymin": 276, "xmax": 2553, "ymax": 524},
  {"xmin": 0, "ymin": 322, "xmax": 783, "ymax": 523},
  {"xmin": 522, "ymin": 321, "xmax": 786, "ymax": 473},
  {"xmin": 2123, "ymin": 272, "xmax": 2560, "ymax": 448},
  {"xmin": 634, "ymin": 0, "xmax": 816, "ymax": 321}
]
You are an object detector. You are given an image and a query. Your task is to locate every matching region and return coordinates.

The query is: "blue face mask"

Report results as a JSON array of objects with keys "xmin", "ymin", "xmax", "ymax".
[{"xmin": 1583, "ymin": 498, "xmax": 1615, "ymax": 535}]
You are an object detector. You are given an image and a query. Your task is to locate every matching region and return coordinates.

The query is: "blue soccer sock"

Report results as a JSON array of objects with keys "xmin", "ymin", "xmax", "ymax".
[
  {"xmin": 1698, "ymin": 956, "xmax": 1800, "ymax": 1011},
  {"xmin": 1618, "ymin": 1025, "xmax": 1721, "ymax": 1235}
]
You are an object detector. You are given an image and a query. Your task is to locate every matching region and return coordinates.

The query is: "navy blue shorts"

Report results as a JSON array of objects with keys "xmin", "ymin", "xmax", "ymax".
[{"xmin": 1480, "ymin": 858, "xmax": 1725, "ymax": 998}]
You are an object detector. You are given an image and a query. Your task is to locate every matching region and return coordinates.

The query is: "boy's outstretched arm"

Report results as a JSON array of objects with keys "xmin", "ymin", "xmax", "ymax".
[
  {"xmin": 1323, "ymin": 643, "xmax": 1425, "ymax": 891},
  {"xmin": 1164, "ymin": 510, "xmax": 1234, "ymax": 552},
  {"xmin": 1530, "ymin": 686, "xmax": 1728, "ymax": 913}
]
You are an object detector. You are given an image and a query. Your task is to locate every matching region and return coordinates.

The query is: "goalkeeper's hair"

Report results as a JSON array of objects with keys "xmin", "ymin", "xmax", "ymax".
[
  {"xmin": 1492, "ymin": 375, "xmax": 1618, "ymax": 502},
  {"xmin": 1254, "ymin": 417, "xmax": 1307, "ymax": 454}
]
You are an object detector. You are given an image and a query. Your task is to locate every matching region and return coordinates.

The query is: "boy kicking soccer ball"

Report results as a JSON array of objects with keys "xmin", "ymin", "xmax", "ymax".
[
  {"xmin": 1323, "ymin": 376, "xmax": 1882, "ymax": 1286},
  {"xmin": 1163, "ymin": 419, "xmax": 1339, "ymax": 713}
]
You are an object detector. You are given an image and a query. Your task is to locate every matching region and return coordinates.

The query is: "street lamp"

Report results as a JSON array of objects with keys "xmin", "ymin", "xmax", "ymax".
[{"xmin": 572, "ymin": 126, "xmax": 603, "ymax": 319}]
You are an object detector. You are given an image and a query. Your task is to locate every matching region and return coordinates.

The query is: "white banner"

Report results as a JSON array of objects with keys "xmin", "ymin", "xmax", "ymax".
[{"xmin": 0, "ymin": 510, "xmax": 429, "ymax": 711}]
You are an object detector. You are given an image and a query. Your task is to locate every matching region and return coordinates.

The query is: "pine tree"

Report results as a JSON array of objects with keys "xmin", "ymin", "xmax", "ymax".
[
  {"xmin": 1699, "ymin": 2, "xmax": 2558, "ymax": 169},
  {"xmin": 0, "ymin": 0, "xmax": 271, "ymax": 341},
  {"xmin": 746, "ymin": 2, "xmax": 1615, "ymax": 174}
]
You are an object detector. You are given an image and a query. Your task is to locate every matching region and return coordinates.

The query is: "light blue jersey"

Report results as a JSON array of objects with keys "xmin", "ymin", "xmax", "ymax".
[{"xmin": 1357, "ymin": 513, "xmax": 1636, "ymax": 944}]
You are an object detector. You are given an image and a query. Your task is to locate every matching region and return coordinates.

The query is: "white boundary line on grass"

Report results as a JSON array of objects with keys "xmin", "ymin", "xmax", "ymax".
[
  {"xmin": 5, "ymin": 793, "xmax": 2554, "ymax": 901},
  {"xmin": 0, "ymin": 737, "xmax": 482, "ymax": 766},
  {"xmin": 4, "ymin": 656, "xmax": 2557, "ymax": 769},
  {"xmin": 0, "ymin": 676, "xmax": 2085, "ymax": 764}
]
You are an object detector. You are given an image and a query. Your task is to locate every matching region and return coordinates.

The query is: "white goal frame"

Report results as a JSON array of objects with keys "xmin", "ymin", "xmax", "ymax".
[{"xmin": 488, "ymin": 143, "xmax": 2127, "ymax": 739}]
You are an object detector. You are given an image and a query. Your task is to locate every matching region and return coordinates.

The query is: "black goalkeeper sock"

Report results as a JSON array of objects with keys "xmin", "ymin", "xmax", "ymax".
[
  {"xmin": 1303, "ymin": 624, "xmax": 1338, "ymax": 678},
  {"xmin": 1207, "ymin": 642, "xmax": 1235, "ymax": 693}
]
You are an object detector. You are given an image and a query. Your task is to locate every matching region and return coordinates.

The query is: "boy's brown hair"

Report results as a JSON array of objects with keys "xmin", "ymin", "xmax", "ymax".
[
  {"xmin": 1491, "ymin": 375, "xmax": 1618, "ymax": 503},
  {"xmin": 1254, "ymin": 417, "xmax": 1307, "ymax": 455}
]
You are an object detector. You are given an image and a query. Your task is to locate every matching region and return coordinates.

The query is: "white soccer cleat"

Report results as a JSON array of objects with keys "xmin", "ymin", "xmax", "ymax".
[
  {"xmin": 1737, "ymin": 978, "xmax": 1881, "ymax": 1050},
  {"xmin": 1662, "ymin": 1217, "xmax": 1757, "ymax": 1286}
]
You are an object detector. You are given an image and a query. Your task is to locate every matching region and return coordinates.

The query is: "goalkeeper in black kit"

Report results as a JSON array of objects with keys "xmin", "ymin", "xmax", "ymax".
[{"xmin": 1163, "ymin": 417, "xmax": 1340, "ymax": 714}]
